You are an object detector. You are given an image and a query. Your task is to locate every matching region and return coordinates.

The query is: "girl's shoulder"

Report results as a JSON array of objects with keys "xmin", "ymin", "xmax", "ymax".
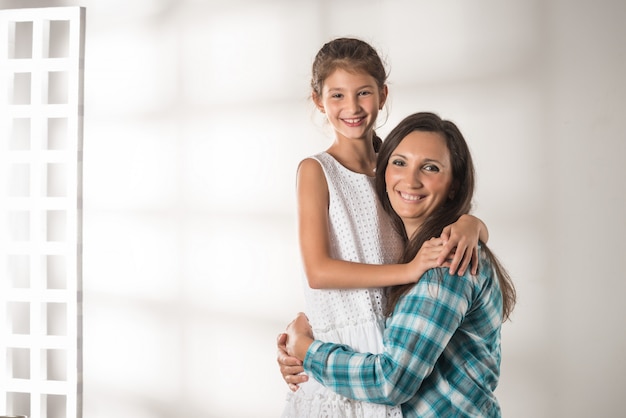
[
  {"xmin": 299, "ymin": 152, "xmax": 340, "ymax": 177},
  {"xmin": 298, "ymin": 154, "xmax": 324, "ymax": 175}
]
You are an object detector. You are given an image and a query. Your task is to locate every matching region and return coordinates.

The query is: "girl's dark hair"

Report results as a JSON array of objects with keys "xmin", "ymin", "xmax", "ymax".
[
  {"xmin": 376, "ymin": 112, "xmax": 516, "ymax": 321},
  {"xmin": 311, "ymin": 37, "xmax": 387, "ymax": 151}
]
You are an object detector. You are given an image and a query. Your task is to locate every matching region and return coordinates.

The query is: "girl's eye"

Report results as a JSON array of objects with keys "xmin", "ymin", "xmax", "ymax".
[
  {"xmin": 331, "ymin": 93, "xmax": 343, "ymax": 99},
  {"xmin": 358, "ymin": 91, "xmax": 372, "ymax": 96}
]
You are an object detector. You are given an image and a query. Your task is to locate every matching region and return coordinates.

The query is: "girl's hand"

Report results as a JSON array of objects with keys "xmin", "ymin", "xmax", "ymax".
[
  {"xmin": 285, "ymin": 313, "xmax": 314, "ymax": 360},
  {"xmin": 407, "ymin": 237, "xmax": 450, "ymax": 282},
  {"xmin": 438, "ymin": 214, "xmax": 487, "ymax": 276}
]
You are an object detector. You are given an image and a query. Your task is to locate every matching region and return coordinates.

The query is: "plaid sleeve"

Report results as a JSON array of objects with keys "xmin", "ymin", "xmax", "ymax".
[{"xmin": 303, "ymin": 267, "xmax": 474, "ymax": 405}]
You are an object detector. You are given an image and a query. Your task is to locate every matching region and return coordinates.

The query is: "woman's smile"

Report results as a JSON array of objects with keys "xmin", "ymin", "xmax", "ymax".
[
  {"xmin": 398, "ymin": 191, "xmax": 426, "ymax": 202},
  {"xmin": 385, "ymin": 130, "xmax": 453, "ymax": 235}
]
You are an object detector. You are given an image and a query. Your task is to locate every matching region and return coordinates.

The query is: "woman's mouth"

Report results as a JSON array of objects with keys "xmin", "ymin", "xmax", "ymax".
[{"xmin": 399, "ymin": 191, "xmax": 425, "ymax": 202}]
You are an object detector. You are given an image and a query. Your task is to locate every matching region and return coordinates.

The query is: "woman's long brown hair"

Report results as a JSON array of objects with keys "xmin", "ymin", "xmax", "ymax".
[{"xmin": 376, "ymin": 112, "xmax": 516, "ymax": 320}]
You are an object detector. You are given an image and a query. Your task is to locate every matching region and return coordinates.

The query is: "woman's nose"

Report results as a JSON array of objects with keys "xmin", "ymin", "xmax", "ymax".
[{"xmin": 405, "ymin": 170, "xmax": 422, "ymax": 188}]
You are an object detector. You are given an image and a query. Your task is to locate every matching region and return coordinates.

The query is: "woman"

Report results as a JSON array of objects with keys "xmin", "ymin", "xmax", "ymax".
[
  {"xmin": 283, "ymin": 112, "xmax": 516, "ymax": 417},
  {"xmin": 281, "ymin": 38, "xmax": 487, "ymax": 418}
]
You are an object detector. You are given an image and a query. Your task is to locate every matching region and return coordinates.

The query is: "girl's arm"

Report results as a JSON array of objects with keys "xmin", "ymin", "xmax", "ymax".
[{"xmin": 297, "ymin": 158, "xmax": 440, "ymax": 289}]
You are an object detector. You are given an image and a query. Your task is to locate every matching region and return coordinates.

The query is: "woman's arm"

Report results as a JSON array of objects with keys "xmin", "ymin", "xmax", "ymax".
[
  {"xmin": 297, "ymin": 158, "xmax": 441, "ymax": 289},
  {"xmin": 285, "ymin": 268, "xmax": 472, "ymax": 405},
  {"xmin": 279, "ymin": 234, "xmax": 448, "ymax": 390}
]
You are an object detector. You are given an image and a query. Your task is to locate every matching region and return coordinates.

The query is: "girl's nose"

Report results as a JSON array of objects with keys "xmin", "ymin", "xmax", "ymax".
[{"xmin": 347, "ymin": 96, "xmax": 361, "ymax": 113}]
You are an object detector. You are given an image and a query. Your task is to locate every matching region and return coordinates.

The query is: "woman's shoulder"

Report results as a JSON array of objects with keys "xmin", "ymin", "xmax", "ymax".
[{"xmin": 415, "ymin": 264, "xmax": 488, "ymax": 299}]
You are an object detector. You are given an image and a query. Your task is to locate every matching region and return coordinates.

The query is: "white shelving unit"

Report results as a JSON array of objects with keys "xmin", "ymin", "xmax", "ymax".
[{"xmin": 0, "ymin": 7, "xmax": 84, "ymax": 418}]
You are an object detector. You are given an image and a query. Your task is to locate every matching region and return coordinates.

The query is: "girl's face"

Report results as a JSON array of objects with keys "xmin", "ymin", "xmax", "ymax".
[
  {"xmin": 385, "ymin": 131, "xmax": 453, "ymax": 237},
  {"xmin": 314, "ymin": 68, "xmax": 387, "ymax": 143}
]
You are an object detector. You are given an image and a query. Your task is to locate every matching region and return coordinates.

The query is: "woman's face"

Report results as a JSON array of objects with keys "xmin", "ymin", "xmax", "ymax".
[{"xmin": 385, "ymin": 130, "xmax": 453, "ymax": 237}]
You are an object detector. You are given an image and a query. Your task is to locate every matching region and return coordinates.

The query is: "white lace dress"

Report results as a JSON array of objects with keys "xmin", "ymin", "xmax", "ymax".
[{"xmin": 282, "ymin": 152, "xmax": 404, "ymax": 418}]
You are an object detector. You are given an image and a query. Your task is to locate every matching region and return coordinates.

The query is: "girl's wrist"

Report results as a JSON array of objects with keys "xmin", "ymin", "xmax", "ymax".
[{"xmin": 406, "ymin": 259, "xmax": 424, "ymax": 284}]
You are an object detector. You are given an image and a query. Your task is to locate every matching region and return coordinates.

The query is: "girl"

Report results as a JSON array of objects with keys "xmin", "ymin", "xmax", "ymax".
[
  {"xmin": 284, "ymin": 112, "xmax": 516, "ymax": 417},
  {"xmin": 280, "ymin": 39, "xmax": 488, "ymax": 417}
]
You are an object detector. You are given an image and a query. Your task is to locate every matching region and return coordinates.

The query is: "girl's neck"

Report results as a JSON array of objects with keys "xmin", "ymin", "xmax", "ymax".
[{"xmin": 327, "ymin": 137, "xmax": 377, "ymax": 176}]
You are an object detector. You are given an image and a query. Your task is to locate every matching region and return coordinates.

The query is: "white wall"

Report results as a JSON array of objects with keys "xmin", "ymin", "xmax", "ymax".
[{"xmin": 3, "ymin": 0, "xmax": 625, "ymax": 417}]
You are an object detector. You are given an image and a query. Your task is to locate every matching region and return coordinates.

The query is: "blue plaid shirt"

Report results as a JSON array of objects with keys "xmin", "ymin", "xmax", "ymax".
[{"xmin": 303, "ymin": 254, "xmax": 504, "ymax": 417}]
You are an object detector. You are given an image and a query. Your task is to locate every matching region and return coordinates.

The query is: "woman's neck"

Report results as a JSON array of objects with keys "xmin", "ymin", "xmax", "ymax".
[{"xmin": 404, "ymin": 220, "xmax": 423, "ymax": 240}]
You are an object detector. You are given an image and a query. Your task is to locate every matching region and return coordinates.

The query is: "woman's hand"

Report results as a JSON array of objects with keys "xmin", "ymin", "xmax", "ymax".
[
  {"xmin": 276, "ymin": 333, "xmax": 307, "ymax": 392},
  {"xmin": 438, "ymin": 214, "xmax": 487, "ymax": 276}
]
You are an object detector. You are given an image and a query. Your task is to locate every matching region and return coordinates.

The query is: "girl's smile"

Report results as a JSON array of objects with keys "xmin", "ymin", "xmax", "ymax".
[
  {"xmin": 314, "ymin": 68, "xmax": 386, "ymax": 142},
  {"xmin": 341, "ymin": 117, "xmax": 366, "ymax": 127}
]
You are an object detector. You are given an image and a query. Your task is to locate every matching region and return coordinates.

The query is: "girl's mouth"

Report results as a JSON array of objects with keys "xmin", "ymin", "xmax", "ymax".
[{"xmin": 342, "ymin": 117, "xmax": 365, "ymax": 127}]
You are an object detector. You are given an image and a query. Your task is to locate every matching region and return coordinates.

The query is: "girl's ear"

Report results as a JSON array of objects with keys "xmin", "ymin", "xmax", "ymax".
[
  {"xmin": 379, "ymin": 84, "xmax": 389, "ymax": 110},
  {"xmin": 312, "ymin": 92, "xmax": 325, "ymax": 113}
]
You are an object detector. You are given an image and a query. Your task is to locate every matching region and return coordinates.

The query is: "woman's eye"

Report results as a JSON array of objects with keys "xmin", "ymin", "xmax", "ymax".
[
  {"xmin": 391, "ymin": 159, "xmax": 406, "ymax": 167},
  {"xmin": 424, "ymin": 164, "xmax": 440, "ymax": 172}
]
